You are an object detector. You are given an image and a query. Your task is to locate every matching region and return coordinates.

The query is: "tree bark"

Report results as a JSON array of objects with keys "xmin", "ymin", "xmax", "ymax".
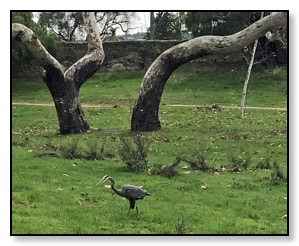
[
  {"xmin": 150, "ymin": 12, "xmax": 155, "ymax": 40},
  {"xmin": 12, "ymin": 12, "xmax": 105, "ymax": 134},
  {"xmin": 131, "ymin": 12, "xmax": 287, "ymax": 132}
]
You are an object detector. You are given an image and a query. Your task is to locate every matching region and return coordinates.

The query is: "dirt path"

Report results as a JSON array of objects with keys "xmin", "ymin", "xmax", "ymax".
[{"xmin": 11, "ymin": 101, "xmax": 287, "ymax": 111}]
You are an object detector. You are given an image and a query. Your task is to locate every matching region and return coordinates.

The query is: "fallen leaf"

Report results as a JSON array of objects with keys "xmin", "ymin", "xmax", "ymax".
[
  {"xmin": 63, "ymin": 173, "xmax": 69, "ymax": 177},
  {"xmin": 183, "ymin": 171, "xmax": 190, "ymax": 174}
]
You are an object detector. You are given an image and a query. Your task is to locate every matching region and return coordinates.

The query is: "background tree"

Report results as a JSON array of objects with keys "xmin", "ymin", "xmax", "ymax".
[
  {"xmin": 38, "ymin": 12, "xmax": 84, "ymax": 41},
  {"xmin": 185, "ymin": 11, "xmax": 286, "ymax": 65},
  {"xmin": 12, "ymin": 12, "xmax": 105, "ymax": 134},
  {"xmin": 149, "ymin": 12, "xmax": 155, "ymax": 40},
  {"xmin": 131, "ymin": 12, "xmax": 287, "ymax": 132},
  {"xmin": 38, "ymin": 11, "xmax": 136, "ymax": 41},
  {"xmin": 145, "ymin": 12, "xmax": 179, "ymax": 40}
]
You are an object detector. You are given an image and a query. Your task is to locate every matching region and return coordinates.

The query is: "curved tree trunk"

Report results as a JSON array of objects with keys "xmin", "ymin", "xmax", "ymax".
[
  {"xmin": 12, "ymin": 12, "xmax": 105, "ymax": 134},
  {"xmin": 131, "ymin": 12, "xmax": 287, "ymax": 132}
]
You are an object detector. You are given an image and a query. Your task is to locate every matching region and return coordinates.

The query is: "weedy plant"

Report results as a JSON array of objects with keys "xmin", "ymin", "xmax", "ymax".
[
  {"xmin": 179, "ymin": 151, "xmax": 210, "ymax": 171},
  {"xmin": 118, "ymin": 134, "xmax": 149, "ymax": 172},
  {"xmin": 149, "ymin": 157, "xmax": 181, "ymax": 178},
  {"xmin": 175, "ymin": 217, "xmax": 187, "ymax": 234},
  {"xmin": 256, "ymin": 157, "xmax": 272, "ymax": 170},
  {"xmin": 226, "ymin": 155, "xmax": 251, "ymax": 172},
  {"xmin": 59, "ymin": 138, "xmax": 82, "ymax": 159},
  {"xmin": 58, "ymin": 138, "xmax": 112, "ymax": 160},
  {"xmin": 83, "ymin": 138, "xmax": 109, "ymax": 160},
  {"xmin": 270, "ymin": 161, "xmax": 285, "ymax": 185}
]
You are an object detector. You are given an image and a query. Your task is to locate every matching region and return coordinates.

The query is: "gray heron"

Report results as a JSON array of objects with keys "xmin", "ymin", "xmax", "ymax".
[{"xmin": 96, "ymin": 175, "xmax": 150, "ymax": 214}]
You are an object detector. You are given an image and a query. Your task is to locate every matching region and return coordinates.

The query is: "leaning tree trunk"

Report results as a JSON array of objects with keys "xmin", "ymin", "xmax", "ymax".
[
  {"xmin": 12, "ymin": 12, "xmax": 105, "ymax": 134},
  {"xmin": 131, "ymin": 12, "xmax": 287, "ymax": 132}
]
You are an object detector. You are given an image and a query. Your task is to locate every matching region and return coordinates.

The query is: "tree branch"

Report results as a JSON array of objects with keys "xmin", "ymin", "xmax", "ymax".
[
  {"xmin": 64, "ymin": 12, "xmax": 105, "ymax": 90},
  {"xmin": 131, "ymin": 12, "xmax": 287, "ymax": 131},
  {"xmin": 12, "ymin": 23, "xmax": 65, "ymax": 77}
]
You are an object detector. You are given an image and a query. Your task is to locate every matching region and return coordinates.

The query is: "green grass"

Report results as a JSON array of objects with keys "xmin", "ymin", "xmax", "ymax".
[
  {"xmin": 12, "ymin": 64, "xmax": 287, "ymax": 234},
  {"xmin": 12, "ymin": 63, "xmax": 287, "ymax": 108}
]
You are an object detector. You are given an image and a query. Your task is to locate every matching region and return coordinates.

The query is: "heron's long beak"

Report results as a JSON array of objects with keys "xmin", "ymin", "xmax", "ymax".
[{"xmin": 95, "ymin": 177, "xmax": 106, "ymax": 186}]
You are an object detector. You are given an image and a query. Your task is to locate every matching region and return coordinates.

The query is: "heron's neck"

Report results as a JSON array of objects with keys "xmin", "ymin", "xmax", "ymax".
[{"xmin": 109, "ymin": 178, "xmax": 124, "ymax": 197}]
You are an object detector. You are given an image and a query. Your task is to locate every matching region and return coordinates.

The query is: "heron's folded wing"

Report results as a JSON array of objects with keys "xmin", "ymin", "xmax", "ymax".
[{"xmin": 122, "ymin": 185, "xmax": 148, "ymax": 199}]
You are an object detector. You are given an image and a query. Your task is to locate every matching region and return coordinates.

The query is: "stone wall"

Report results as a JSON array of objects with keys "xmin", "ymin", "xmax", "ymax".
[{"xmin": 12, "ymin": 40, "xmax": 244, "ymax": 78}]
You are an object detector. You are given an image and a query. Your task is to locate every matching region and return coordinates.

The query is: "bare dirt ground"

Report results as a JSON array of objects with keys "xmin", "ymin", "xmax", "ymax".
[{"xmin": 12, "ymin": 101, "xmax": 287, "ymax": 111}]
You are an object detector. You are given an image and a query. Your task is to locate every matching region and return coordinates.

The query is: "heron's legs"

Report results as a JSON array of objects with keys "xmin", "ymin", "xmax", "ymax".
[{"xmin": 126, "ymin": 205, "xmax": 139, "ymax": 214}]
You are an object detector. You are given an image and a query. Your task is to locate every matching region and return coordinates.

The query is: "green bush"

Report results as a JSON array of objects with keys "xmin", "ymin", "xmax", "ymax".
[{"xmin": 118, "ymin": 134, "xmax": 149, "ymax": 172}]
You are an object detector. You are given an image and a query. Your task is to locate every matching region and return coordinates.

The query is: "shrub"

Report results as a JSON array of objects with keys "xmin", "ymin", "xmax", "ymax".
[
  {"xmin": 180, "ymin": 152, "xmax": 210, "ymax": 171},
  {"xmin": 84, "ymin": 138, "xmax": 108, "ymax": 160},
  {"xmin": 149, "ymin": 157, "xmax": 181, "ymax": 178},
  {"xmin": 226, "ymin": 155, "xmax": 251, "ymax": 172},
  {"xmin": 270, "ymin": 161, "xmax": 285, "ymax": 185},
  {"xmin": 58, "ymin": 138, "xmax": 82, "ymax": 159},
  {"xmin": 118, "ymin": 134, "xmax": 149, "ymax": 172},
  {"xmin": 256, "ymin": 158, "xmax": 272, "ymax": 169}
]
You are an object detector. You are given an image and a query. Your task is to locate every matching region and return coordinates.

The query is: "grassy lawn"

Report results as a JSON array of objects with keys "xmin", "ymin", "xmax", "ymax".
[{"xmin": 11, "ymin": 63, "xmax": 288, "ymax": 234}]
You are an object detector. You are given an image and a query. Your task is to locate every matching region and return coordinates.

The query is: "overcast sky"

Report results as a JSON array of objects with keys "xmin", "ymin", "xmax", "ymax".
[{"xmin": 33, "ymin": 12, "xmax": 151, "ymax": 36}]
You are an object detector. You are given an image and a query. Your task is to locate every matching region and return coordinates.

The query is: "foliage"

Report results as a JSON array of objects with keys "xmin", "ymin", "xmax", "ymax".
[
  {"xmin": 185, "ymin": 12, "xmax": 260, "ymax": 37},
  {"xmin": 12, "ymin": 12, "xmax": 61, "ymax": 67},
  {"xmin": 38, "ymin": 12, "xmax": 136, "ymax": 41},
  {"xmin": 38, "ymin": 12, "xmax": 84, "ymax": 41},
  {"xmin": 118, "ymin": 134, "xmax": 149, "ymax": 172},
  {"xmin": 146, "ymin": 12, "xmax": 188, "ymax": 40}
]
